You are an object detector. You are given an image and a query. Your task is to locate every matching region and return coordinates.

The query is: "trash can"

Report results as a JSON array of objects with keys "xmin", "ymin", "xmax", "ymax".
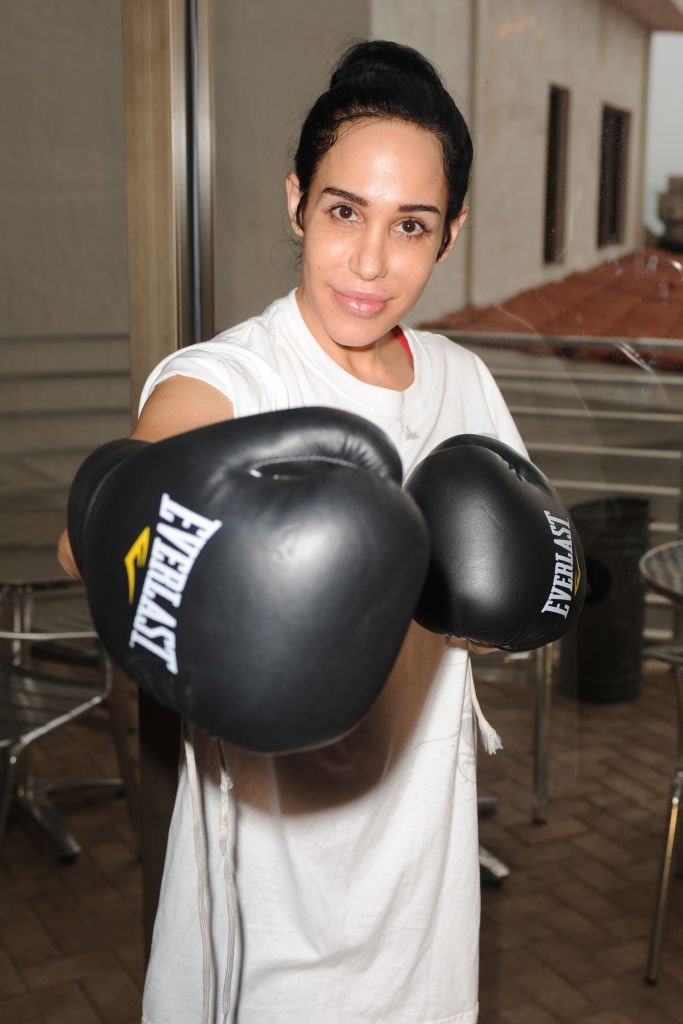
[{"xmin": 560, "ymin": 497, "xmax": 650, "ymax": 702}]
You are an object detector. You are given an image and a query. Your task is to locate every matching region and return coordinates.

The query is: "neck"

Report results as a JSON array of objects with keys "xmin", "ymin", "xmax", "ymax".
[
  {"xmin": 295, "ymin": 290, "xmax": 413, "ymax": 392},
  {"xmin": 319, "ymin": 328, "xmax": 413, "ymax": 392}
]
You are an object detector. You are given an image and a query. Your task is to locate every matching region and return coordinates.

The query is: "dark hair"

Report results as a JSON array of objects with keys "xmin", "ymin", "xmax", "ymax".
[{"xmin": 293, "ymin": 40, "xmax": 473, "ymax": 258}]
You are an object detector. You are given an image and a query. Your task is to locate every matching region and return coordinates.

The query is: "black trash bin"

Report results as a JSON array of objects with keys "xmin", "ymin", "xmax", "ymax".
[{"xmin": 560, "ymin": 497, "xmax": 650, "ymax": 702}]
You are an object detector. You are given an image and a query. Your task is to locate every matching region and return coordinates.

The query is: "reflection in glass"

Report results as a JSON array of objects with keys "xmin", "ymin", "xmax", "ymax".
[{"xmin": 1, "ymin": 1, "xmax": 130, "ymax": 564}]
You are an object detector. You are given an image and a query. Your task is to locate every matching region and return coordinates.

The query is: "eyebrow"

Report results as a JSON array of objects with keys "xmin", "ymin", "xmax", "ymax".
[{"xmin": 321, "ymin": 186, "xmax": 442, "ymax": 216}]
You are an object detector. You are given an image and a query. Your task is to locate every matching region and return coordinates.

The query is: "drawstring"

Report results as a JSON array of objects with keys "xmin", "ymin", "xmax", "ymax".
[
  {"xmin": 185, "ymin": 724, "xmax": 212, "ymax": 1024},
  {"xmin": 184, "ymin": 723, "xmax": 239, "ymax": 1024},
  {"xmin": 469, "ymin": 675, "xmax": 503, "ymax": 755},
  {"xmin": 217, "ymin": 740, "xmax": 238, "ymax": 1024},
  {"xmin": 447, "ymin": 638, "xmax": 504, "ymax": 754}
]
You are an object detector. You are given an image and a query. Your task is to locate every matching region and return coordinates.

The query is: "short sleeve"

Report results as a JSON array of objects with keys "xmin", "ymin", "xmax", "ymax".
[{"xmin": 137, "ymin": 341, "xmax": 289, "ymax": 419}]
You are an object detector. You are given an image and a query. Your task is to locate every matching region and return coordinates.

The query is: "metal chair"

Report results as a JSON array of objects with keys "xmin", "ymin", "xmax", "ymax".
[
  {"xmin": 0, "ymin": 582, "xmax": 139, "ymax": 861},
  {"xmin": 638, "ymin": 539, "xmax": 683, "ymax": 984}
]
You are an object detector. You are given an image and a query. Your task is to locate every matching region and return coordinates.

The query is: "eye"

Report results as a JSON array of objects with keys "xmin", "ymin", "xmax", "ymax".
[
  {"xmin": 331, "ymin": 204, "xmax": 358, "ymax": 222},
  {"xmin": 397, "ymin": 218, "xmax": 426, "ymax": 237}
]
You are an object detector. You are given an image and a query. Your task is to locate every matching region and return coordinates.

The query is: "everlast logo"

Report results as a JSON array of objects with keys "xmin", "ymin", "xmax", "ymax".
[
  {"xmin": 541, "ymin": 511, "xmax": 581, "ymax": 619},
  {"xmin": 125, "ymin": 494, "xmax": 222, "ymax": 673}
]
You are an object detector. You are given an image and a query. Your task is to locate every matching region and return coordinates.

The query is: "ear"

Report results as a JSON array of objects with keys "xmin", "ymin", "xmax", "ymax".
[
  {"xmin": 437, "ymin": 206, "xmax": 469, "ymax": 263},
  {"xmin": 285, "ymin": 173, "xmax": 305, "ymax": 237}
]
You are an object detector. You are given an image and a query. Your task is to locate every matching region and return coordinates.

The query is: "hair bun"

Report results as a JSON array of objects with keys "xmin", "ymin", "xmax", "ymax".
[
  {"xmin": 294, "ymin": 37, "xmax": 472, "ymax": 233},
  {"xmin": 330, "ymin": 40, "xmax": 441, "ymax": 89}
]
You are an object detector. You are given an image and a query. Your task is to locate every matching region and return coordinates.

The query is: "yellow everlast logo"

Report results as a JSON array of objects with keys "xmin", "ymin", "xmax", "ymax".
[
  {"xmin": 125, "ymin": 527, "xmax": 151, "ymax": 603},
  {"xmin": 573, "ymin": 551, "xmax": 582, "ymax": 596}
]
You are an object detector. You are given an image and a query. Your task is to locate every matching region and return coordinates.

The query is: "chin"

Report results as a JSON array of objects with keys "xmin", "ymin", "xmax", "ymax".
[
  {"xmin": 330, "ymin": 320, "xmax": 391, "ymax": 350},
  {"xmin": 324, "ymin": 303, "xmax": 398, "ymax": 347}
]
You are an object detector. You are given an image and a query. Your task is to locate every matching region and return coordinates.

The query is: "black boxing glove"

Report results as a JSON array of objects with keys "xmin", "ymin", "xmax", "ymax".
[
  {"xmin": 68, "ymin": 407, "xmax": 429, "ymax": 753},
  {"xmin": 67, "ymin": 438, "xmax": 146, "ymax": 575},
  {"xmin": 405, "ymin": 434, "xmax": 585, "ymax": 651}
]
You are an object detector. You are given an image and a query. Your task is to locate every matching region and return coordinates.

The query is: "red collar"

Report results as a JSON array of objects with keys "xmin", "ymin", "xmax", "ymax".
[{"xmin": 393, "ymin": 325, "xmax": 413, "ymax": 362}]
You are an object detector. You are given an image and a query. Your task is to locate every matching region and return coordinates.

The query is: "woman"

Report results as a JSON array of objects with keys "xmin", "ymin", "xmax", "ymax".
[{"xmin": 60, "ymin": 39, "xmax": 524, "ymax": 1024}]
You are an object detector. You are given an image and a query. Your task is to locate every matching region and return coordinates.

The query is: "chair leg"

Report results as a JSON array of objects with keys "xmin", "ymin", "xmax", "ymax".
[
  {"xmin": 533, "ymin": 643, "xmax": 553, "ymax": 824},
  {"xmin": 0, "ymin": 749, "xmax": 19, "ymax": 853},
  {"xmin": 477, "ymin": 796, "xmax": 509, "ymax": 885},
  {"xmin": 479, "ymin": 843, "xmax": 510, "ymax": 887},
  {"xmin": 1, "ymin": 742, "xmax": 82, "ymax": 862},
  {"xmin": 646, "ymin": 663, "xmax": 683, "ymax": 984},
  {"xmin": 645, "ymin": 764, "xmax": 683, "ymax": 984},
  {"xmin": 104, "ymin": 661, "xmax": 141, "ymax": 847},
  {"xmin": 13, "ymin": 782, "xmax": 82, "ymax": 862}
]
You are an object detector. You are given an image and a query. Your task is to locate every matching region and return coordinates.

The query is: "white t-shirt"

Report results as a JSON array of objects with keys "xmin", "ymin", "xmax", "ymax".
[{"xmin": 140, "ymin": 290, "xmax": 525, "ymax": 1024}]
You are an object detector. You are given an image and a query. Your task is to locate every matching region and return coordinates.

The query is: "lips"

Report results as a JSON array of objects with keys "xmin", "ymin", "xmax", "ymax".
[{"xmin": 333, "ymin": 289, "xmax": 389, "ymax": 317}]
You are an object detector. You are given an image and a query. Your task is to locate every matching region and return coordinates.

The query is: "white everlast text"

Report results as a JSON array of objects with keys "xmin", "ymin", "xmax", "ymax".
[
  {"xmin": 128, "ymin": 494, "xmax": 222, "ymax": 673},
  {"xmin": 541, "ymin": 511, "xmax": 575, "ymax": 618}
]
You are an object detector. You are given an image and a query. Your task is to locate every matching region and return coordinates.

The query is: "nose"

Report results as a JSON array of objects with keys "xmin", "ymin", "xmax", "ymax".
[{"xmin": 349, "ymin": 226, "xmax": 388, "ymax": 281}]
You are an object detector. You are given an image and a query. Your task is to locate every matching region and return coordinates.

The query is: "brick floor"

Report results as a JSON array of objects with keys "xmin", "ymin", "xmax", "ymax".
[
  {"xmin": 1, "ymin": 658, "xmax": 682, "ymax": 1022},
  {"xmin": 476, "ymin": 654, "xmax": 683, "ymax": 1024},
  {"xmin": 0, "ymin": 700, "xmax": 143, "ymax": 1024}
]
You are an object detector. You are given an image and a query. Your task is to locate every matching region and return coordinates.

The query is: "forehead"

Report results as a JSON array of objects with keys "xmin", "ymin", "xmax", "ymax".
[{"xmin": 314, "ymin": 118, "xmax": 448, "ymax": 206}]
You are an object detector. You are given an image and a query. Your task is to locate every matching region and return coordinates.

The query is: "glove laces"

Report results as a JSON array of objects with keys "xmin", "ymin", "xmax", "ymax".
[{"xmin": 469, "ymin": 676, "xmax": 503, "ymax": 755}]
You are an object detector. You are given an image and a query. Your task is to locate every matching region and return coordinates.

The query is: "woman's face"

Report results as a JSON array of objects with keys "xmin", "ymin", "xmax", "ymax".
[{"xmin": 286, "ymin": 118, "xmax": 467, "ymax": 357}]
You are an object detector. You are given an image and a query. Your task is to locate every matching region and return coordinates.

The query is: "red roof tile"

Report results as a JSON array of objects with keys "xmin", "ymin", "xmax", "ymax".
[{"xmin": 423, "ymin": 248, "xmax": 683, "ymax": 370}]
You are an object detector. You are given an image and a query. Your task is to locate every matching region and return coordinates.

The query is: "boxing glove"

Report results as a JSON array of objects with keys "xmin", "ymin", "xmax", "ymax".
[
  {"xmin": 405, "ymin": 434, "xmax": 585, "ymax": 651},
  {"xmin": 68, "ymin": 407, "xmax": 429, "ymax": 753}
]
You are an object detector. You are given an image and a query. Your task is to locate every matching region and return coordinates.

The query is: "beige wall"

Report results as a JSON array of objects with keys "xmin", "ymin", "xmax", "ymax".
[
  {"xmin": 212, "ymin": 0, "xmax": 370, "ymax": 330},
  {"xmin": 469, "ymin": 0, "xmax": 650, "ymax": 308},
  {"xmin": 0, "ymin": 0, "xmax": 128, "ymax": 337}
]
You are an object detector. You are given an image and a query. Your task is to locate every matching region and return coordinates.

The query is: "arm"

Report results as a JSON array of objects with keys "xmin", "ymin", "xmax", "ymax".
[
  {"xmin": 131, "ymin": 374, "xmax": 234, "ymax": 441},
  {"xmin": 57, "ymin": 375, "xmax": 234, "ymax": 576}
]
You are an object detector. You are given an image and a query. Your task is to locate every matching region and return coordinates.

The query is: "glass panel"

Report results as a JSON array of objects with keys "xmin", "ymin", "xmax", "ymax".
[
  {"xmin": 1, "ymin": 0, "xmax": 130, "ymax": 581},
  {"xmin": 0, "ymin": 7, "xmax": 138, "ymax": 1008}
]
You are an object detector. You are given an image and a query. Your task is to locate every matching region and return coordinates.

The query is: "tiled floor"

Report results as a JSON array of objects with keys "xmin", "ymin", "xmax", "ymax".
[
  {"xmin": 1, "ymin": 657, "xmax": 682, "ymax": 1023},
  {"xmin": 0, "ymin": 690, "xmax": 144, "ymax": 1024},
  {"xmin": 476, "ymin": 655, "xmax": 683, "ymax": 1024}
]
